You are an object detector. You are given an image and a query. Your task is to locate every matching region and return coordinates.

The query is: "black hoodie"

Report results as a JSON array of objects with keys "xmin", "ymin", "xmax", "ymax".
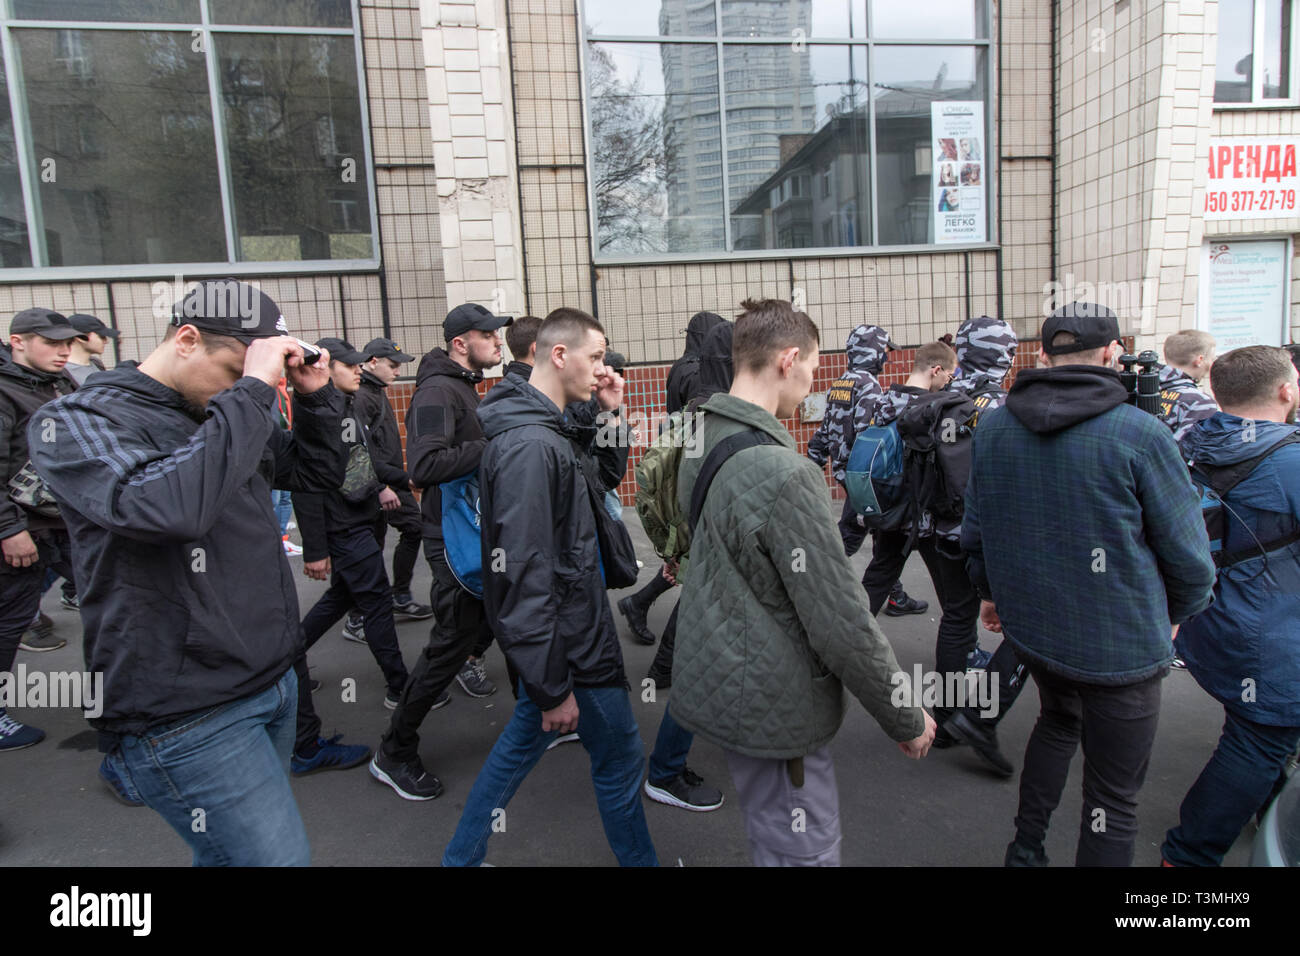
[
  {"xmin": 665, "ymin": 312, "xmax": 726, "ymax": 414},
  {"xmin": 0, "ymin": 350, "xmax": 77, "ymax": 540},
  {"xmin": 406, "ymin": 348, "xmax": 487, "ymax": 544},
  {"xmin": 476, "ymin": 375, "xmax": 628, "ymax": 709},
  {"xmin": 687, "ymin": 321, "xmax": 734, "ymax": 410},
  {"xmin": 1004, "ymin": 366, "xmax": 1129, "ymax": 434}
]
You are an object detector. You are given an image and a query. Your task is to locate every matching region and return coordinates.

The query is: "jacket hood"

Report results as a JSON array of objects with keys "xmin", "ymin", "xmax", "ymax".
[
  {"xmin": 683, "ymin": 311, "xmax": 726, "ymax": 359},
  {"xmin": 844, "ymin": 324, "xmax": 891, "ymax": 374},
  {"xmin": 477, "ymin": 374, "xmax": 565, "ymax": 439},
  {"xmin": 699, "ymin": 392, "xmax": 797, "ymax": 449},
  {"xmin": 1181, "ymin": 412, "xmax": 1300, "ymax": 468},
  {"xmin": 954, "ymin": 315, "xmax": 1018, "ymax": 383},
  {"xmin": 416, "ymin": 348, "xmax": 484, "ymax": 388},
  {"xmin": 1005, "ymin": 365, "xmax": 1130, "ymax": 434},
  {"xmin": 695, "ymin": 322, "xmax": 734, "ymax": 400}
]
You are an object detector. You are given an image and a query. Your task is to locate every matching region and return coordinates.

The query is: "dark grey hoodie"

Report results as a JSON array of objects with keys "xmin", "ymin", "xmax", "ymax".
[{"xmin": 666, "ymin": 312, "xmax": 726, "ymax": 414}]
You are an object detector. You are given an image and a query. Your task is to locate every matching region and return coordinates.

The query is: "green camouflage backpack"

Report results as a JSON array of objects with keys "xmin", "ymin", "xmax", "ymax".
[{"xmin": 634, "ymin": 411, "xmax": 699, "ymax": 580}]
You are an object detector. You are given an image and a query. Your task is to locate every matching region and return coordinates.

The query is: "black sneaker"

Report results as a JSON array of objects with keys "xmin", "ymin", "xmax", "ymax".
[
  {"xmin": 291, "ymin": 735, "xmax": 372, "ymax": 776},
  {"xmin": 430, "ymin": 689, "xmax": 451, "ymax": 711},
  {"xmin": 931, "ymin": 726, "xmax": 964, "ymax": 750},
  {"xmin": 392, "ymin": 598, "xmax": 434, "ymax": 621},
  {"xmin": 384, "ymin": 691, "xmax": 400, "ymax": 710},
  {"xmin": 643, "ymin": 765, "xmax": 724, "ymax": 812},
  {"xmin": 309, "ymin": 677, "xmax": 322, "ymax": 693},
  {"xmin": 546, "ymin": 731, "xmax": 580, "ymax": 751},
  {"xmin": 618, "ymin": 596, "xmax": 657, "ymax": 645},
  {"xmin": 884, "ymin": 592, "xmax": 929, "ymax": 616},
  {"xmin": 20, "ymin": 623, "xmax": 65, "ymax": 653},
  {"xmin": 1004, "ymin": 837, "xmax": 1048, "ymax": 867},
  {"xmin": 369, "ymin": 751, "xmax": 443, "ymax": 800},
  {"xmin": 943, "ymin": 711, "xmax": 1014, "ymax": 777},
  {"xmin": 645, "ymin": 666, "xmax": 672, "ymax": 691},
  {"xmin": 342, "ymin": 613, "xmax": 366, "ymax": 644},
  {"xmin": 456, "ymin": 658, "xmax": 496, "ymax": 698},
  {"xmin": 60, "ymin": 594, "xmax": 80, "ymax": 611},
  {"xmin": 1171, "ymin": 656, "xmax": 1187, "ymax": 670}
]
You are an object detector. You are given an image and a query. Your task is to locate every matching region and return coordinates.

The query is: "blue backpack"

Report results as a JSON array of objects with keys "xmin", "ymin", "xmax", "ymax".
[
  {"xmin": 1190, "ymin": 433, "xmax": 1300, "ymax": 570},
  {"xmin": 843, "ymin": 422, "xmax": 907, "ymax": 526},
  {"xmin": 441, "ymin": 470, "xmax": 484, "ymax": 598}
]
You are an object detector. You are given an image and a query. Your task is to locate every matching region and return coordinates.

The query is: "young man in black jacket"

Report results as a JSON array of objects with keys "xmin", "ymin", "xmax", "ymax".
[
  {"xmin": 289, "ymin": 337, "xmax": 406, "ymax": 775},
  {"xmin": 31, "ymin": 280, "xmax": 346, "ymax": 865},
  {"xmin": 442, "ymin": 307, "xmax": 657, "ymax": 866},
  {"xmin": 0, "ymin": 308, "xmax": 81, "ymax": 751},
  {"xmin": 369, "ymin": 303, "xmax": 511, "ymax": 800}
]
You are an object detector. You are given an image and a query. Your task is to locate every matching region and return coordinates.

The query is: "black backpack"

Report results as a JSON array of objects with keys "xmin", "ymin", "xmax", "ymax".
[
  {"xmin": 892, "ymin": 389, "xmax": 986, "ymax": 548},
  {"xmin": 1190, "ymin": 432, "xmax": 1300, "ymax": 569}
]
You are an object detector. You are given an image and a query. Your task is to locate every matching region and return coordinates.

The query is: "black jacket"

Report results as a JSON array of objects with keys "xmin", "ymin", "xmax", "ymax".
[
  {"xmin": 665, "ymin": 312, "xmax": 726, "ymax": 414},
  {"xmin": 406, "ymin": 349, "xmax": 486, "ymax": 543},
  {"xmin": 292, "ymin": 392, "xmax": 384, "ymax": 563},
  {"xmin": 30, "ymin": 367, "xmax": 346, "ymax": 738},
  {"xmin": 687, "ymin": 321, "xmax": 735, "ymax": 411},
  {"xmin": 352, "ymin": 371, "xmax": 410, "ymax": 490},
  {"xmin": 0, "ymin": 350, "xmax": 77, "ymax": 540},
  {"xmin": 477, "ymin": 375, "xmax": 628, "ymax": 709}
]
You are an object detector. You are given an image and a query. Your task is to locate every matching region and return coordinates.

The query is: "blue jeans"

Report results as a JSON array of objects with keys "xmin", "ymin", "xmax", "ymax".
[
  {"xmin": 1161, "ymin": 707, "xmax": 1300, "ymax": 867},
  {"xmin": 108, "ymin": 667, "xmax": 310, "ymax": 867},
  {"xmin": 647, "ymin": 704, "xmax": 693, "ymax": 784},
  {"xmin": 603, "ymin": 489, "xmax": 623, "ymax": 523},
  {"xmin": 272, "ymin": 489, "xmax": 294, "ymax": 536},
  {"xmin": 443, "ymin": 683, "xmax": 658, "ymax": 867}
]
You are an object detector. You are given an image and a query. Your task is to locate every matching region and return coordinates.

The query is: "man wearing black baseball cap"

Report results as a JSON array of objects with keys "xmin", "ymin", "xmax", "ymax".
[
  {"xmin": 961, "ymin": 301, "xmax": 1215, "ymax": 866},
  {"xmin": 0, "ymin": 309, "xmax": 82, "ymax": 751},
  {"xmin": 65, "ymin": 313, "xmax": 119, "ymax": 386},
  {"xmin": 370, "ymin": 303, "xmax": 511, "ymax": 800},
  {"xmin": 29, "ymin": 279, "xmax": 349, "ymax": 864},
  {"xmin": 289, "ymin": 336, "xmax": 408, "ymax": 776},
  {"xmin": 350, "ymin": 337, "xmax": 431, "ymax": 624}
]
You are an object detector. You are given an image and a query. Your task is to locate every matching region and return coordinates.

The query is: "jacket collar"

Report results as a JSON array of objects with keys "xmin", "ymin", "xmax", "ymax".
[{"xmin": 698, "ymin": 393, "xmax": 796, "ymax": 449}]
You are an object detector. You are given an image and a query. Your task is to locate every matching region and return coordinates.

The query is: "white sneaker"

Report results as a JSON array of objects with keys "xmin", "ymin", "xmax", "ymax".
[
  {"xmin": 283, "ymin": 538, "xmax": 303, "ymax": 556},
  {"xmin": 546, "ymin": 732, "xmax": 580, "ymax": 751}
]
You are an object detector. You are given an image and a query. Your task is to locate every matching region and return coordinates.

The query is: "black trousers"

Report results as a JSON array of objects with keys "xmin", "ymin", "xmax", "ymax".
[
  {"xmin": 378, "ymin": 491, "xmax": 422, "ymax": 598},
  {"xmin": 380, "ymin": 544, "xmax": 493, "ymax": 762},
  {"xmin": 42, "ymin": 529, "xmax": 77, "ymax": 600},
  {"xmin": 1, "ymin": 531, "xmax": 68, "ymax": 675},
  {"xmin": 1015, "ymin": 664, "xmax": 1164, "ymax": 867},
  {"xmin": 295, "ymin": 525, "xmax": 409, "ymax": 751}
]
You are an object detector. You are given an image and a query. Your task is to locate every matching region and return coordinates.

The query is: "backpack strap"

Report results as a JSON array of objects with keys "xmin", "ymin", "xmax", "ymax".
[
  {"xmin": 1191, "ymin": 432, "xmax": 1300, "ymax": 569},
  {"xmin": 688, "ymin": 429, "xmax": 779, "ymax": 532}
]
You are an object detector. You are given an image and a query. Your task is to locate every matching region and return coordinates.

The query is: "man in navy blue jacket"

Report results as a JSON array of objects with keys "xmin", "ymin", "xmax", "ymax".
[{"xmin": 1163, "ymin": 345, "xmax": 1300, "ymax": 866}]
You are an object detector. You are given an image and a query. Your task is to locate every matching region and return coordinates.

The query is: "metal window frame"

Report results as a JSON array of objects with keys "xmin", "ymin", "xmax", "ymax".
[
  {"xmin": 1216, "ymin": 0, "xmax": 1300, "ymax": 109},
  {"xmin": 577, "ymin": 0, "xmax": 995, "ymax": 265},
  {"xmin": 0, "ymin": 0, "xmax": 381, "ymax": 281}
]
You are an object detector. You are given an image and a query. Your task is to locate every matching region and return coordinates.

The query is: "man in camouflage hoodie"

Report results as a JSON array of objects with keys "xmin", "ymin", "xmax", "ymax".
[
  {"xmin": 1156, "ymin": 329, "xmax": 1218, "ymax": 443},
  {"xmin": 807, "ymin": 324, "xmax": 927, "ymax": 616}
]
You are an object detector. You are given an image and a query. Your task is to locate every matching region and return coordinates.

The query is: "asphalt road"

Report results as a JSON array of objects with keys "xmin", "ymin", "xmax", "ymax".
[{"xmin": 0, "ymin": 509, "xmax": 1253, "ymax": 867}]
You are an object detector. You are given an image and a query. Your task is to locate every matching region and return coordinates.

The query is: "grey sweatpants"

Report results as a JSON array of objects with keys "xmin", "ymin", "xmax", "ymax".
[{"xmin": 724, "ymin": 745, "xmax": 841, "ymax": 866}]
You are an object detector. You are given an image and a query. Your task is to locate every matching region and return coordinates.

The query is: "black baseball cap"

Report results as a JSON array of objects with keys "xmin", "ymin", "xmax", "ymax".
[
  {"xmin": 1041, "ymin": 302, "xmax": 1122, "ymax": 355},
  {"xmin": 363, "ymin": 337, "xmax": 415, "ymax": 363},
  {"xmin": 604, "ymin": 350, "xmax": 626, "ymax": 372},
  {"xmin": 315, "ymin": 337, "xmax": 368, "ymax": 365},
  {"xmin": 444, "ymin": 303, "xmax": 512, "ymax": 342},
  {"xmin": 10, "ymin": 308, "xmax": 83, "ymax": 341},
  {"xmin": 68, "ymin": 313, "xmax": 120, "ymax": 340},
  {"xmin": 169, "ymin": 279, "xmax": 289, "ymax": 344}
]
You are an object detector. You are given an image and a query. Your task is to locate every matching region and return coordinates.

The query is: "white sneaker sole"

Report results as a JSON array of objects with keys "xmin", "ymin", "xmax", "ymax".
[
  {"xmin": 368, "ymin": 756, "xmax": 439, "ymax": 801},
  {"xmin": 642, "ymin": 779, "xmax": 724, "ymax": 812}
]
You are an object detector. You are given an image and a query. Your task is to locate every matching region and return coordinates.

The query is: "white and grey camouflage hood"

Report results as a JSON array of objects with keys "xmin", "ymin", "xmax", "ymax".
[
  {"xmin": 953, "ymin": 315, "xmax": 1018, "ymax": 392},
  {"xmin": 844, "ymin": 324, "xmax": 892, "ymax": 375}
]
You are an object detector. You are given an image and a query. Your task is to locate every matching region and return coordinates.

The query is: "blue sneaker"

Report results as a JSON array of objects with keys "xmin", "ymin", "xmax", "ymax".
[
  {"xmin": 0, "ymin": 709, "xmax": 44, "ymax": 752},
  {"xmin": 967, "ymin": 646, "xmax": 993, "ymax": 671},
  {"xmin": 292, "ymin": 734, "xmax": 372, "ymax": 776},
  {"xmin": 99, "ymin": 755, "xmax": 144, "ymax": 807}
]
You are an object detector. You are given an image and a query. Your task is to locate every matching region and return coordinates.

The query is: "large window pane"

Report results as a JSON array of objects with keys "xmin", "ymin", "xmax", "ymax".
[
  {"xmin": 590, "ymin": 42, "xmax": 723, "ymax": 255},
  {"xmin": 583, "ymin": 0, "xmax": 716, "ymax": 37},
  {"xmin": 209, "ymin": 1, "xmax": 353, "ymax": 29},
  {"xmin": 12, "ymin": 0, "xmax": 200, "ymax": 21},
  {"xmin": 0, "ymin": 48, "xmax": 32, "ymax": 268},
  {"xmin": 868, "ymin": 0, "xmax": 988, "ymax": 39},
  {"xmin": 721, "ymin": 0, "xmax": 865, "ymax": 38},
  {"xmin": 218, "ymin": 33, "xmax": 373, "ymax": 261},
  {"xmin": 18, "ymin": 29, "xmax": 225, "ymax": 266},
  {"xmin": 725, "ymin": 44, "xmax": 870, "ymax": 250},
  {"xmin": 1216, "ymin": 0, "xmax": 1256, "ymax": 102},
  {"xmin": 1263, "ymin": 0, "xmax": 1293, "ymax": 98},
  {"xmin": 873, "ymin": 45, "xmax": 986, "ymax": 245}
]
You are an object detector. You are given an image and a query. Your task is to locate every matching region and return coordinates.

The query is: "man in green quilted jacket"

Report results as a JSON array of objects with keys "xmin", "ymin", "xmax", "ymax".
[{"xmin": 674, "ymin": 298, "xmax": 935, "ymax": 866}]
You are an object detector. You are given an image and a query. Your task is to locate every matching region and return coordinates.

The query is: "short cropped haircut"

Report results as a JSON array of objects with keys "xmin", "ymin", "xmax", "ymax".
[
  {"xmin": 1163, "ymin": 329, "xmax": 1216, "ymax": 367},
  {"xmin": 1046, "ymin": 331, "xmax": 1106, "ymax": 366},
  {"xmin": 537, "ymin": 307, "xmax": 605, "ymax": 356},
  {"xmin": 1209, "ymin": 345, "xmax": 1296, "ymax": 409},
  {"xmin": 505, "ymin": 315, "xmax": 543, "ymax": 359},
  {"xmin": 731, "ymin": 298, "xmax": 819, "ymax": 374},
  {"xmin": 913, "ymin": 341, "xmax": 957, "ymax": 372},
  {"xmin": 162, "ymin": 324, "xmax": 243, "ymax": 353}
]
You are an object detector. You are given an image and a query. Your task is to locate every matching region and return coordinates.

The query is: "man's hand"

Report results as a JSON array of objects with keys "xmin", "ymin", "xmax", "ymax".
[
  {"xmin": 593, "ymin": 367, "xmax": 624, "ymax": 412},
  {"xmin": 285, "ymin": 342, "xmax": 332, "ymax": 395},
  {"xmin": 661, "ymin": 559, "xmax": 678, "ymax": 586},
  {"xmin": 898, "ymin": 710, "xmax": 937, "ymax": 759},
  {"xmin": 304, "ymin": 557, "xmax": 331, "ymax": 581},
  {"xmin": 2, "ymin": 530, "xmax": 38, "ymax": 568},
  {"xmin": 243, "ymin": 337, "xmax": 305, "ymax": 389},
  {"xmin": 379, "ymin": 487, "xmax": 401, "ymax": 511},
  {"xmin": 979, "ymin": 600, "xmax": 1002, "ymax": 634},
  {"xmin": 541, "ymin": 692, "xmax": 579, "ymax": 734}
]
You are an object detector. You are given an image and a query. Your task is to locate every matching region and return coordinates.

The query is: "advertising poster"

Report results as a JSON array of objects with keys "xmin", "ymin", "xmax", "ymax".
[
  {"xmin": 1198, "ymin": 239, "xmax": 1289, "ymax": 352},
  {"xmin": 1204, "ymin": 138, "xmax": 1300, "ymax": 219},
  {"xmin": 932, "ymin": 101, "xmax": 986, "ymax": 243}
]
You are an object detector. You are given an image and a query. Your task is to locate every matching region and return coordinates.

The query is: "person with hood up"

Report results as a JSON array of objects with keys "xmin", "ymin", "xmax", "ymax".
[
  {"xmin": 962, "ymin": 302, "xmax": 1216, "ymax": 867},
  {"xmin": 665, "ymin": 310, "xmax": 726, "ymax": 415},
  {"xmin": 1161, "ymin": 345, "xmax": 1300, "ymax": 867},
  {"xmin": 807, "ymin": 323, "xmax": 927, "ymax": 616}
]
